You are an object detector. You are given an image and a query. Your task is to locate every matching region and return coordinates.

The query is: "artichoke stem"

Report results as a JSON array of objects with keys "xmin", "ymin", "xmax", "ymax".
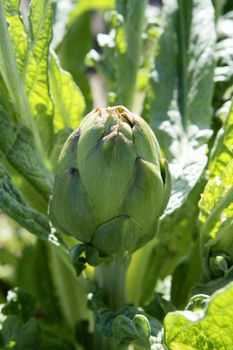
[
  {"xmin": 94, "ymin": 254, "xmax": 130, "ymax": 350},
  {"xmin": 95, "ymin": 253, "xmax": 130, "ymax": 311}
]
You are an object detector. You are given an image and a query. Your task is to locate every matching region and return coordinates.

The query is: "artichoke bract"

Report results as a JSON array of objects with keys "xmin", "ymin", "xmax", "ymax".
[{"xmin": 49, "ymin": 106, "xmax": 171, "ymax": 257}]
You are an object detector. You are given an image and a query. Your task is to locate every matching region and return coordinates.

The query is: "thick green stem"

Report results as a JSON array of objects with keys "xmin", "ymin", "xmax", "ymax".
[
  {"xmin": 94, "ymin": 254, "xmax": 130, "ymax": 350},
  {"xmin": 95, "ymin": 254, "xmax": 130, "ymax": 310}
]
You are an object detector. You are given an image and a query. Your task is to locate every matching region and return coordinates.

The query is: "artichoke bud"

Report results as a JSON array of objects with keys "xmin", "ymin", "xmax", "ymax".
[
  {"xmin": 209, "ymin": 252, "xmax": 231, "ymax": 278},
  {"xmin": 49, "ymin": 106, "xmax": 171, "ymax": 259}
]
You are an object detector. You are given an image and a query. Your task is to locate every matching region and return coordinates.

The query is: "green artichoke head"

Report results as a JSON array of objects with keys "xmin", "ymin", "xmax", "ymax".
[{"xmin": 49, "ymin": 106, "xmax": 171, "ymax": 257}]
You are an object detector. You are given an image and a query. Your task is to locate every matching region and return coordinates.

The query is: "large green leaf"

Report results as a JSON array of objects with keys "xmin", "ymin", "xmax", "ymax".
[
  {"xmin": 49, "ymin": 55, "xmax": 85, "ymax": 132},
  {"xmin": 144, "ymin": 0, "xmax": 216, "ymax": 214},
  {"xmin": 0, "ymin": 163, "xmax": 50, "ymax": 239},
  {"xmin": 25, "ymin": 0, "xmax": 54, "ymax": 153},
  {"xmin": 0, "ymin": 0, "xmax": 53, "ymax": 157},
  {"xmin": 164, "ymin": 282, "xmax": 233, "ymax": 349}
]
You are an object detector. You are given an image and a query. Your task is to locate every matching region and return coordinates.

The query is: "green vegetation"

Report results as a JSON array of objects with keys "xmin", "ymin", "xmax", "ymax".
[{"xmin": 0, "ymin": 0, "xmax": 233, "ymax": 349}]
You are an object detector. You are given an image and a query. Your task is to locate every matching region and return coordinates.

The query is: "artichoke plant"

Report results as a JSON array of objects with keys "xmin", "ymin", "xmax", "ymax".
[{"xmin": 49, "ymin": 106, "xmax": 171, "ymax": 258}]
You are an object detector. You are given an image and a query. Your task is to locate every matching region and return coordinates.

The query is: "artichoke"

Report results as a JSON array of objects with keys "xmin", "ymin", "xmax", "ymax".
[{"xmin": 49, "ymin": 106, "xmax": 171, "ymax": 257}]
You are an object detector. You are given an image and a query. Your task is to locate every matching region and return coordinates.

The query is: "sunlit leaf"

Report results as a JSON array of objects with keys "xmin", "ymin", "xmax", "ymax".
[
  {"xmin": 49, "ymin": 54, "xmax": 85, "ymax": 132},
  {"xmin": 164, "ymin": 282, "xmax": 233, "ymax": 349}
]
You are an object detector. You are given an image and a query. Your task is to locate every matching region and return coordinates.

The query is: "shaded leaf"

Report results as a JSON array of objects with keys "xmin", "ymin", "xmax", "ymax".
[
  {"xmin": 0, "ymin": 106, "xmax": 52, "ymax": 201},
  {"xmin": 1, "ymin": 316, "xmax": 41, "ymax": 350},
  {"xmin": 16, "ymin": 241, "xmax": 63, "ymax": 323},
  {"xmin": 2, "ymin": 288, "xmax": 36, "ymax": 322},
  {"xmin": 0, "ymin": 162, "xmax": 50, "ymax": 239},
  {"xmin": 89, "ymin": 291, "xmax": 161, "ymax": 346}
]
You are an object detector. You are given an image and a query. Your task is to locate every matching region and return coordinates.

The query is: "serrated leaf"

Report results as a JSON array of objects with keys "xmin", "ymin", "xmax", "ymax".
[
  {"xmin": 3, "ymin": 0, "xmax": 28, "ymax": 75},
  {"xmin": 164, "ymin": 282, "xmax": 233, "ymax": 349},
  {"xmin": 199, "ymin": 159, "xmax": 233, "ymax": 242},
  {"xmin": 112, "ymin": 314, "xmax": 151, "ymax": 348},
  {"xmin": 0, "ymin": 107, "xmax": 52, "ymax": 200},
  {"xmin": 0, "ymin": 163, "xmax": 50, "ymax": 239},
  {"xmin": 89, "ymin": 291, "xmax": 161, "ymax": 346},
  {"xmin": 25, "ymin": 0, "xmax": 54, "ymax": 153},
  {"xmin": 144, "ymin": 0, "xmax": 216, "ymax": 214},
  {"xmin": 49, "ymin": 55, "xmax": 85, "ymax": 132},
  {"xmin": 0, "ymin": 0, "xmax": 48, "ymax": 157}
]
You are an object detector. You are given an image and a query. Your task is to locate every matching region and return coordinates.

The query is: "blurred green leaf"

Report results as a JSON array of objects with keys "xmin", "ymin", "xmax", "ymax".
[
  {"xmin": 0, "ymin": 288, "xmax": 76, "ymax": 350},
  {"xmin": 144, "ymin": 0, "xmax": 216, "ymax": 214},
  {"xmin": 1, "ymin": 316, "xmax": 41, "ymax": 350},
  {"xmin": 40, "ymin": 325, "xmax": 77, "ymax": 350},
  {"xmin": 17, "ymin": 241, "xmax": 63, "ymax": 323},
  {"xmin": 144, "ymin": 293, "xmax": 176, "ymax": 322},
  {"xmin": 171, "ymin": 238, "xmax": 202, "ymax": 308},
  {"xmin": 2, "ymin": 288, "xmax": 36, "ymax": 322},
  {"xmin": 113, "ymin": 0, "xmax": 149, "ymax": 108},
  {"xmin": 69, "ymin": 0, "xmax": 115, "ymax": 21},
  {"xmin": 57, "ymin": 12, "xmax": 92, "ymax": 110},
  {"xmin": 49, "ymin": 245, "xmax": 91, "ymax": 329}
]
